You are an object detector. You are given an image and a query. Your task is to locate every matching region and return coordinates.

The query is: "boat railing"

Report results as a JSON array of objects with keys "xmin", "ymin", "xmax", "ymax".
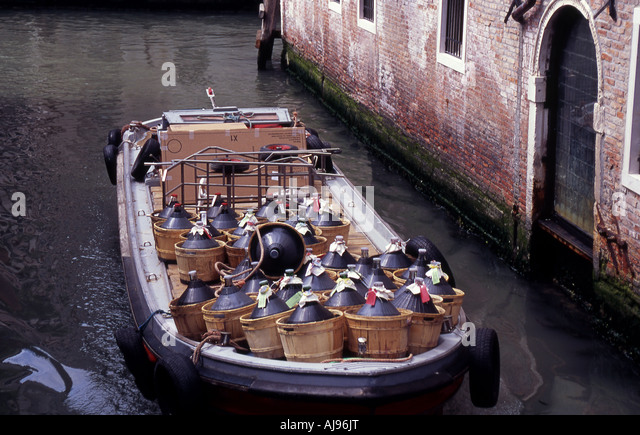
[{"xmin": 151, "ymin": 145, "xmax": 342, "ymax": 216}]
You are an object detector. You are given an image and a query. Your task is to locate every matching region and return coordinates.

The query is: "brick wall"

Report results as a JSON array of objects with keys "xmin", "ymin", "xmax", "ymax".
[
  {"xmin": 591, "ymin": 2, "xmax": 640, "ymax": 289},
  {"xmin": 282, "ymin": 0, "xmax": 640, "ymax": 298}
]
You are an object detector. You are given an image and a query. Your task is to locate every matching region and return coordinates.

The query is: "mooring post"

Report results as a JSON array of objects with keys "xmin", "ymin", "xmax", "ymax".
[{"xmin": 256, "ymin": 0, "xmax": 281, "ymax": 70}]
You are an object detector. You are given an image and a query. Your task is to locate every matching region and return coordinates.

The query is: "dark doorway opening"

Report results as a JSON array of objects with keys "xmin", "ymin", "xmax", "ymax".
[{"xmin": 532, "ymin": 7, "xmax": 597, "ymax": 289}]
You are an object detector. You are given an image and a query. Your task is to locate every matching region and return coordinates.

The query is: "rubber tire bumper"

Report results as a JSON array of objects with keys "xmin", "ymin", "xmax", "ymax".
[
  {"xmin": 258, "ymin": 144, "xmax": 299, "ymax": 161},
  {"xmin": 305, "ymin": 133, "xmax": 335, "ymax": 173},
  {"xmin": 153, "ymin": 353, "xmax": 205, "ymax": 415},
  {"xmin": 130, "ymin": 137, "xmax": 161, "ymax": 182},
  {"xmin": 103, "ymin": 144, "xmax": 118, "ymax": 186},
  {"xmin": 114, "ymin": 327, "xmax": 157, "ymax": 400},
  {"xmin": 305, "ymin": 133, "xmax": 327, "ymax": 150},
  {"xmin": 107, "ymin": 128, "xmax": 122, "ymax": 146},
  {"xmin": 210, "ymin": 157, "xmax": 250, "ymax": 174},
  {"xmin": 468, "ymin": 327, "xmax": 500, "ymax": 408}
]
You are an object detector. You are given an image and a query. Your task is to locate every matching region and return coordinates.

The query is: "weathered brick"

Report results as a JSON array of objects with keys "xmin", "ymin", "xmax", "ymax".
[{"xmin": 282, "ymin": 0, "xmax": 640, "ymax": 298}]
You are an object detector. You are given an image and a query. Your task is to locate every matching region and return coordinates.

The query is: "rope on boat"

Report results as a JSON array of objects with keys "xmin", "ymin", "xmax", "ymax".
[
  {"xmin": 320, "ymin": 354, "xmax": 414, "ymax": 364},
  {"xmin": 121, "ymin": 120, "xmax": 150, "ymax": 138},
  {"xmin": 139, "ymin": 309, "xmax": 169, "ymax": 333},
  {"xmin": 191, "ymin": 330, "xmax": 249, "ymax": 365},
  {"xmin": 214, "ymin": 223, "xmax": 267, "ymax": 287}
]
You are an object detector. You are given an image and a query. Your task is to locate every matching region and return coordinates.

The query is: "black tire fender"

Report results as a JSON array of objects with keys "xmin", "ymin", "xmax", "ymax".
[
  {"xmin": 305, "ymin": 133, "xmax": 327, "ymax": 150},
  {"xmin": 103, "ymin": 144, "xmax": 118, "ymax": 186},
  {"xmin": 107, "ymin": 128, "xmax": 122, "ymax": 145},
  {"xmin": 114, "ymin": 327, "xmax": 157, "ymax": 400},
  {"xmin": 258, "ymin": 144, "xmax": 299, "ymax": 161},
  {"xmin": 130, "ymin": 137, "xmax": 161, "ymax": 182},
  {"xmin": 305, "ymin": 127, "xmax": 319, "ymax": 138},
  {"xmin": 405, "ymin": 235, "xmax": 456, "ymax": 287},
  {"xmin": 210, "ymin": 157, "xmax": 251, "ymax": 174},
  {"xmin": 305, "ymin": 134, "xmax": 336, "ymax": 173},
  {"xmin": 153, "ymin": 353, "xmax": 204, "ymax": 415},
  {"xmin": 468, "ymin": 327, "xmax": 500, "ymax": 408}
]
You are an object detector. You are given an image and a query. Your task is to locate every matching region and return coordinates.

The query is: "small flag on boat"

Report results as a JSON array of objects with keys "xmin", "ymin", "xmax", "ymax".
[
  {"xmin": 206, "ymin": 87, "xmax": 216, "ymax": 108},
  {"xmin": 298, "ymin": 289, "xmax": 319, "ymax": 308},
  {"xmin": 190, "ymin": 222, "xmax": 212, "ymax": 238},
  {"xmin": 278, "ymin": 274, "xmax": 302, "ymax": 290},
  {"xmin": 295, "ymin": 221, "xmax": 310, "ymax": 235},
  {"xmin": 306, "ymin": 257, "xmax": 325, "ymax": 277},
  {"xmin": 285, "ymin": 291, "xmax": 303, "ymax": 308}
]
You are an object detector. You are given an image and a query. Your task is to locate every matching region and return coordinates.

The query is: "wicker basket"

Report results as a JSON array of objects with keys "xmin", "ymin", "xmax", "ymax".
[
  {"xmin": 408, "ymin": 305, "xmax": 445, "ymax": 354},
  {"xmin": 153, "ymin": 221, "xmax": 190, "ymax": 262},
  {"xmin": 306, "ymin": 235, "xmax": 327, "ymax": 256},
  {"xmin": 437, "ymin": 288, "xmax": 465, "ymax": 326},
  {"xmin": 169, "ymin": 297, "xmax": 213, "ymax": 341},
  {"xmin": 201, "ymin": 300, "xmax": 256, "ymax": 340},
  {"xmin": 450, "ymin": 288, "xmax": 465, "ymax": 325},
  {"xmin": 240, "ymin": 309, "xmax": 293, "ymax": 359},
  {"xmin": 344, "ymin": 308, "xmax": 412, "ymax": 359},
  {"xmin": 313, "ymin": 218, "xmax": 351, "ymax": 245},
  {"xmin": 175, "ymin": 240, "xmax": 227, "ymax": 283},
  {"xmin": 276, "ymin": 310, "xmax": 345, "ymax": 363},
  {"xmin": 225, "ymin": 243, "xmax": 248, "ymax": 269},
  {"xmin": 392, "ymin": 268, "xmax": 408, "ymax": 286}
]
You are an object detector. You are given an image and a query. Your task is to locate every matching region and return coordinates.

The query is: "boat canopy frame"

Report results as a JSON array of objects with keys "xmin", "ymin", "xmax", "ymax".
[{"xmin": 153, "ymin": 145, "xmax": 343, "ymax": 217}]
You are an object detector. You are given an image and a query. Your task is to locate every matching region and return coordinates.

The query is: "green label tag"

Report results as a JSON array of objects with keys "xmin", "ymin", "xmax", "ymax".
[
  {"xmin": 285, "ymin": 291, "xmax": 303, "ymax": 308},
  {"xmin": 432, "ymin": 268, "xmax": 440, "ymax": 284}
]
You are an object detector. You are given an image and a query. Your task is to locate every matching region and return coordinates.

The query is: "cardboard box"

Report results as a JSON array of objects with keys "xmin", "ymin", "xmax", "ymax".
[
  {"xmin": 159, "ymin": 123, "xmax": 306, "ymax": 161},
  {"xmin": 157, "ymin": 125, "xmax": 310, "ymax": 208}
]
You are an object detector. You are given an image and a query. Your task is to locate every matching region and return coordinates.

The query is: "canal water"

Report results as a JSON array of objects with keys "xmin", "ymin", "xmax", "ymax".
[{"xmin": 0, "ymin": 8, "xmax": 638, "ymax": 415}]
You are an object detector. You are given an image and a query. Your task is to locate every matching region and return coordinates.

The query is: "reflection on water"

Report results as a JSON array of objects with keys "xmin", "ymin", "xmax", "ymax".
[
  {"xmin": 5, "ymin": 348, "xmax": 74, "ymax": 395},
  {"xmin": 3, "ymin": 347, "xmax": 110, "ymax": 414},
  {"xmin": 0, "ymin": 8, "xmax": 639, "ymax": 415}
]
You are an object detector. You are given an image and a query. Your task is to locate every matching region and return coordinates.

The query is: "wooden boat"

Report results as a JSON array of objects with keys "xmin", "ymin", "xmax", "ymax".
[{"xmin": 106, "ymin": 94, "xmax": 500, "ymax": 415}]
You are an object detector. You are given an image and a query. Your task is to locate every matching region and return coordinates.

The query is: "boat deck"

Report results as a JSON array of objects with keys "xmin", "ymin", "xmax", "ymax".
[{"xmin": 150, "ymin": 185, "xmax": 381, "ymax": 300}]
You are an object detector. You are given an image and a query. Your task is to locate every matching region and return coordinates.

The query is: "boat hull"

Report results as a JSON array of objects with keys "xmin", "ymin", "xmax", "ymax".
[
  {"xmin": 113, "ymin": 114, "xmax": 490, "ymax": 415},
  {"xmin": 121, "ymin": 248, "xmax": 468, "ymax": 414}
]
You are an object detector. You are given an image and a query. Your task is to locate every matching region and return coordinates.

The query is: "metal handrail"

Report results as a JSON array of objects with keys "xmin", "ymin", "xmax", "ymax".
[{"xmin": 155, "ymin": 147, "xmax": 342, "ymax": 213}]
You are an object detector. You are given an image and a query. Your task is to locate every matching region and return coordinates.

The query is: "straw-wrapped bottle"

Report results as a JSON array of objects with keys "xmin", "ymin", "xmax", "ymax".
[
  {"xmin": 378, "ymin": 237, "xmax": 412, "ymax": 270},
  {"xmin": 321, "ymin": 236, "xmax": 356, "ymax": 270}
]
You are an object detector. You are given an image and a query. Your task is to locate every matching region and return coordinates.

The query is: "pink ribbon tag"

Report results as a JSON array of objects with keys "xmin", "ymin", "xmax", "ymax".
[
  {"xmin": 420, "ymin": 284, "xmax": 430, "ymax": 303},
  {"xmin": 365, "ymin": 289, "xmax": 377, "ymax": 306}
]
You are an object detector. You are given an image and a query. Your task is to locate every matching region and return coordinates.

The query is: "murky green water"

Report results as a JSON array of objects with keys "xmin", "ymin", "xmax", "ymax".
[{"xmin": 0, "ymin": 8, "xmax": 638, "ymax": 415}]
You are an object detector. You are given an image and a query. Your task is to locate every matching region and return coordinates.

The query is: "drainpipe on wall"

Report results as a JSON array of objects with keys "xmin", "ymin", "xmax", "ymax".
[
  {"xmin": 506, "ymin": 0, "xmax": 537, "ymax": 24},
  {"xmin": 511, "ymin": 27, "xmax": 525, "ymax": 261},
  {"xmin": 503, "ymin": 0, "xmax": 536, "ymax": 261}
]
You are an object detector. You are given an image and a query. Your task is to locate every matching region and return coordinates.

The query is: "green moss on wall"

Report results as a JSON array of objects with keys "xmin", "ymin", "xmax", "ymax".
[
  {"xmin": 284, "ymin": 43, "xmax": 530, "ymax": 267},
  {"xmin": 592, "ymin": 276, "xmax": 640, "ymax": 360},
  {"xmin": 283, "ymin": 43, "xmax": 640, "ymax": 360},
  {"xmin": 283, "ymin": 41, "xmax": 640, "ymax": 362}
]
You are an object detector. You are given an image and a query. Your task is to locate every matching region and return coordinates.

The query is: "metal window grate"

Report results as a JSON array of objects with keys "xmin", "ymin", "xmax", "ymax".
[
  {"xmin": 363, "ymin": 0, "xmax": 374, "ymax": 22},
  {"xmin": 444, "ymin": 0, "xmax": 464, "ymax": 58}
]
